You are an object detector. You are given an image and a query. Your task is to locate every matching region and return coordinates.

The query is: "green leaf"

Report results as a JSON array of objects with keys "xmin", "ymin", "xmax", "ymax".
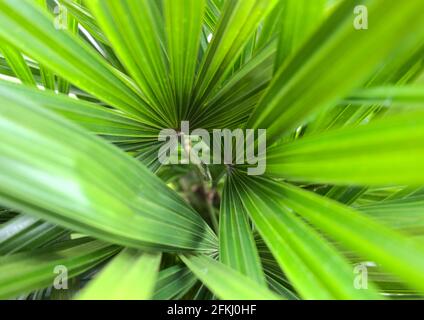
[
  {"xmin": 255, "ymin": 1, "xmax": 285, "ymax": 50},
  {"xmin": 0, "ymin": 206, "xmax": 18, "ymax": 224},
  {"xmin": 195, "ymin": 40, "xmax": 276, "ymax": 129},
  {"xmin": 219, "ymin": 176, "xmax": 265, "ymax": 285},
  {"xmin": 60, "ymin": 0, "xmax": 109, "ymax": 45},
  {"xmin": 56, "ymin": 0, "xmax": 81, "ymax": 95},
  {"xmin": 190, "ymin": 0, "xmax": 278, "ymax": 115},
  {"xmin": 0, "ymin": 44, "xmax": 36, "ymax": 86},
  {"xmin": 0, "ymin": 0, "xmax": 155, "ymax": 124},
  {"xmin": 0, "ymin": 0, "xmax": 423, "ymax": 301},
  {"xmin": 180, "ymin": 254, "xmax": 281, "ymax": 300},
  {"xmin": 274, "ymin": 0, "xmax": 326, "ymax": 70},
  {"xmin": 59, "ymin": 0, "xmax": 125, "ymax": 71},
  {"xmin": 164, "ymin": 0, "xmax": 205, "ymax": 121},
  {"xmin": 0, "ymin": 56, "xmax": 17, "ymax": 79},
  {"xmin": 0, "ymin": 80, "xmax": 160, "ymax": 164},
  {"xmin": 267, "ymin": 110, "xmax": 424, "ymax": 186},
  {"xmin": 304, "ymin": 41, "xmax": 424, "ymax": 136},
  {"xmin": 358, "ymin": 195, "xmax": 424, "ymax": 233},
  {"xmin": 77, "ymin": 249, "xmax": 161, "ymax": 300},
  {"xmin": 0, "ymin": 80, "xmax": 153, "ymax": 138},
  {"xmin": 232, "ymin": 173, "xmax": 380, "ymax": 299},
  {"xmin": 274, "ymin": 181, "xmax": 424, "ymax": 292},
  {"xmin": 153, "ymin": 265, "xmax": 197, "ymax": 300},
  {"xmin": 0, "ymin": 214, "xmax": 67, "ymax": 255},
  {"xmin": 247, "ymin": 0, "xmax": 424, "ymax": 143},
  {"xmin": 87, "ymin": 0, "xmax": 176, "ymax": 127},
  {"xmin": 0, "ymin": 87, "xmax": 218, "ymax": 252},
  {"xmin": 204, "ymin": 0, "xmax": 222, "ymax": 33},
  {"xmin": 33, "ymin": 0, "xmax": 57, "ymax": 91},
  {"xmin": 345, "ymin": 86, "xmax": 424, "ymax": 106},
  {"xmin": 0, "ymin": 239, "xmax": 118, "ymax": 299}
]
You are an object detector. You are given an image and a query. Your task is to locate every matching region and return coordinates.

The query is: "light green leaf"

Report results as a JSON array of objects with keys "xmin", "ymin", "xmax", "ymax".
[
  {"xmin": 345, "ymin": 86, "xmax": 424, "ymax": 106},
  {"xmin": 87, "ymin": 0, "xmax": 175, "ymax": 127},
  {"xmin": 180, "ymin": 254, "xmax": 281, "ymax": 300},
  {"xmin": 219, "ymin": 176, "xmax": 265, "ymax": 286},
  {"xmin": 153, "ymin": 265, "xmax": 197, "ymax": 300},
  {"xmin": 191, "ymin": 0, "xmax": 278, "ymax": 115},
  {"xmin": 232, "ymin": 173, "xmax": 380, "ymax": 299},
  {"xmin": 164, "ymin": 0, "xmax": 205, "ymax": 121},
  {"xmin": 274, "ymin": 0, "xmax": 326, "ymax": 70},
  {"xmin": 0, "ymin": 0, "xmax": 154, "ymax": 124},
  {"xmin": 0, "ymin": 214, "xmax": 67, "ymax": 255},
  {"xmin": 0, "ymin": 80, "xmax": 153, "ymax": 138},
  {"xmin": 0, "ymin": 44, "xmax": 36, "ymax": 86},
  {"xmin": 195, "ymin": 40, "xmax": 276, "ymax": 129},
  {"xmin": 275, "ymin": 181, "xmax": 424, "ymax": 292},
  {"xmin": 358, "ymin": 195, "xmax": 424, "ymax": 233},
  {"xmin": 0, "ymin": 239, "xmax": 118, "ymax": 299},
  {"xmin": 247, "ymin": 0, "xmax": 424, "ymax": 143},
  {"xmin": 267, "ymin": 110, "xmax": 424, "ymax": 186},
  {"xmin": 0, "ymin": 87, "xmax": 218, "ymax": 252},
  {"xmin": 77, "ymin": 249, "xmax": 161, "ymax": 300}
]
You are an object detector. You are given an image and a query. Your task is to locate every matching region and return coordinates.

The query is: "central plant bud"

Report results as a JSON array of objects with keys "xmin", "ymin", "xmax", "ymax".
[{"xmin": 158, "ymin": 121, "xmax": 267, "ymax": 176}]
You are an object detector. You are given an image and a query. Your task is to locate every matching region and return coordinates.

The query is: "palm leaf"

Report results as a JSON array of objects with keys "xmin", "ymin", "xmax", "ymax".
[
  {"xmin": 267, "ymin": 111, "xmax": 424, "ymax": 185},
  {"xmin": 77, "ymin": 249, "xmax": 161, "ymax": 300},
  {"xmin": 232, "ymin": 172, "xmax": 381, "ymax": 299},
  {"xmin": 0, "ymin": 239, "xmax": 118, "ymax": 299},
  {"xmin": 247, "ymin": 0, "xmax": 424, "ymax": 143},
  {"xmin": 0, "ymin": 0, "xmax": 423, "ymax": 301},
  {"xmin": 181, "ymin": 254, "xmax": 280, "ymax": 300},
  {"xmin": 0, "ymin": 88, "xmax": 217, "ymax": 251}
]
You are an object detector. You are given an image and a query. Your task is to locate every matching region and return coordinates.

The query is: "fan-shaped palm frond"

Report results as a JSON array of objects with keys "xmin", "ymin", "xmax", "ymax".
[{"xmin": 0, "ymin": 0, "xmax": 424, "ymax": 300}]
